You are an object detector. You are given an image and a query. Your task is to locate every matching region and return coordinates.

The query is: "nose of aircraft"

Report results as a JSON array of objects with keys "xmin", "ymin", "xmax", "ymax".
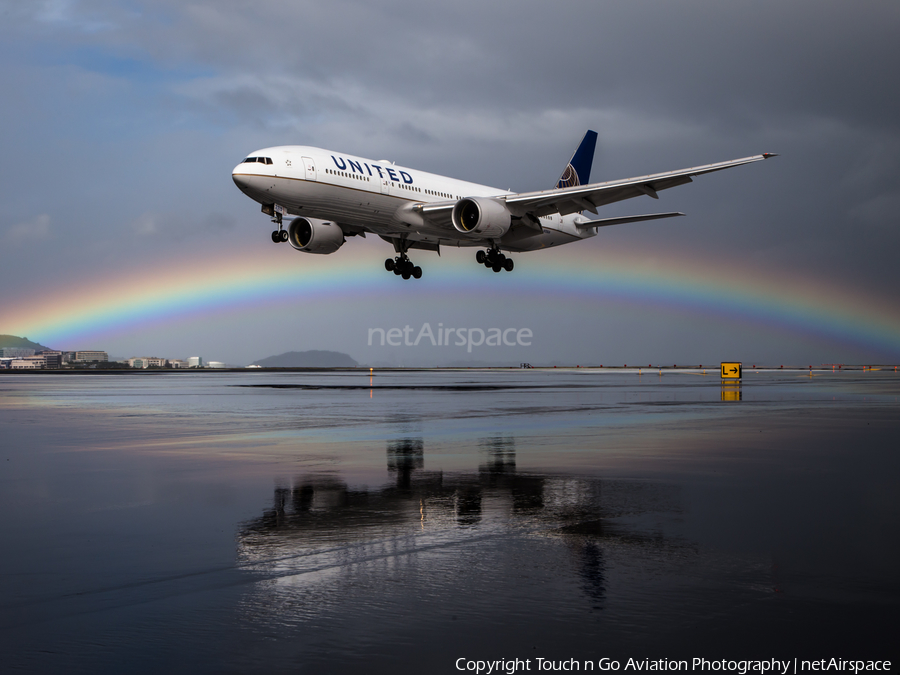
[{"xmin": 232, "ymin": 165, "xmax": 250, "ymax": 191}]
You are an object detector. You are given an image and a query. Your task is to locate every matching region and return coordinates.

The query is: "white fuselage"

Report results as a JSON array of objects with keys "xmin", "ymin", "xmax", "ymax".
[{"xmin": 232, "ymin": 145, "xmax": 593, "ymax": 252}]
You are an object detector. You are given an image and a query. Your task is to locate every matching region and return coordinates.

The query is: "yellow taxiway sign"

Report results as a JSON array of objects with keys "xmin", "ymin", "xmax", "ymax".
[{"xmin": 721, "ymin": 362, "xmax": 742, "ymax": 379}]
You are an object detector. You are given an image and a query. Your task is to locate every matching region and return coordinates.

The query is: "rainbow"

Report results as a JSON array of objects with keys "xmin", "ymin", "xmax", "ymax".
[{"xmin": 2, "ymin": 240, "xmax": 899, "ymax": 358}]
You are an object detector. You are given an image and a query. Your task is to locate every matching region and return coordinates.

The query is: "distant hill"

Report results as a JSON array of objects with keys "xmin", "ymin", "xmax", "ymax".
[
  {"xmin": 0, "ymin": 335, "xmax": 53, "ymax": 351},
  {"xmin": 252, "ymin": 350, "xmax": 359, "ymax": 368}
]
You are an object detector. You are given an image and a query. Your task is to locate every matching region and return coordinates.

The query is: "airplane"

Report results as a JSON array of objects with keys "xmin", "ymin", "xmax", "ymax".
[{"xmin": 232, "ymin": 131, "xmax": 775, "ymax": 280}]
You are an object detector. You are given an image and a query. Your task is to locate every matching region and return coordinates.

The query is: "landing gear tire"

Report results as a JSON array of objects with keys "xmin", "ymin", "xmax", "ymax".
[
  {"xmin": 271, "ymin": 230, "xmax": 281, "ymax": 243},
  {"xmin": 279, "ymin": 229, "xmax": 288, "ymax": 242},
  {"xmin": 479, "ymin": 247, "xmax": 514, "ymax": 272},
  {"xmin": 387, "ymin": 253, "xmax": 423, "ymax": 280}
]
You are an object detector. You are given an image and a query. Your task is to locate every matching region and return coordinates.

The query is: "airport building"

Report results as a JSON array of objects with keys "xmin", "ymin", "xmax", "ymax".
[
  {"xmin": 127, "ymin": 357, "xmax": 168, "ymax": 369},
  {"xmin": 9, "ymin": 355, "xmax": 47, "ymax": 369},
  {"xmin": 38, "ymin": 351, "xmax": 62, "ymax": 369},
  {"xmin": 187, "ymin": 357, "xmax": 203, "ymax": 368},
  {"xmin": 74, "ymin": 351, "xmax": 108, "ymax": 363},
  {"xmin": 0, "ymin": 352, "xmax": 62, "ymax": 369},
  {"xmin": 8, "ymin": 359, "xmax": 39, "ymax": 369},
  {"xmin": 0, "ymin": 347, "xmax": 35, "ymax": 358}
]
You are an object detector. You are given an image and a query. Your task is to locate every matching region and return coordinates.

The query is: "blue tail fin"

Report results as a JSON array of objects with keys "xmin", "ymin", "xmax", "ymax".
[{"xmin": 556, "ymin": 130, "xmax": 597, "ymax": 188}]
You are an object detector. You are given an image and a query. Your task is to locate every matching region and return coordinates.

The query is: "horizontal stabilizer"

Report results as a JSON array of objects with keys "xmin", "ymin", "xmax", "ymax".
[{"xmin": 575, "ymin": 212, "xmax": 684, "ymax": 230}]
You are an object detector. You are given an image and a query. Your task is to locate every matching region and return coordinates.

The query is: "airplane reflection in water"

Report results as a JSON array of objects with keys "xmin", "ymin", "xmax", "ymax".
[{"xmin": 236, "ymin": 437, "xmax": 692, "ymax": 609}]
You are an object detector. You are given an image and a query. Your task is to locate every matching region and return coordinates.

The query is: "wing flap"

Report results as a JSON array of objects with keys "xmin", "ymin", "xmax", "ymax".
[{"xmin": 574, "ymin": 212, "xmax": 685, "ymax": 229}]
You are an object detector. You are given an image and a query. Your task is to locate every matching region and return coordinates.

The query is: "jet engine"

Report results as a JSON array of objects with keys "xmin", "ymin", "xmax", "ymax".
[
  {"xmin": 451, "ymin": 197, "xmax": 511, "ymax": 239},
  {"xmin": 287, "ymin": 217, "xmax": 345, "ymax": 254}
]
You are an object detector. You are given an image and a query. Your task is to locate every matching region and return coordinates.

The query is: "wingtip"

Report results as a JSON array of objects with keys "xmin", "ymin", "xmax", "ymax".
[{"xmin": 762, "ymin": 152, "xmax": 779, "ymax": 158}]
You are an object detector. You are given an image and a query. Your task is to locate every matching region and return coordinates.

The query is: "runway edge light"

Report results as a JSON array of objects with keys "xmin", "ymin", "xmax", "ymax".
[{"xmin": 721, "ymin": 362, "xmax": 742, "ymax": 379}]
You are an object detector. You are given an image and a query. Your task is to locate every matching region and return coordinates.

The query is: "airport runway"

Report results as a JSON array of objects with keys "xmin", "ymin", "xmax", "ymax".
[{"xmin": 1, "ymin": 370, "xmax": 897, "ymax": 673}]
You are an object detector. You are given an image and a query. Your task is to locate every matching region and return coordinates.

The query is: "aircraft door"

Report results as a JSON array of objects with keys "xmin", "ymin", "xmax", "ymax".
[
  {"xmin": 302, "ymin": 157, "xmax": 317, "ymax": 181},
  {"xmin": 379, "ymin": 177, "xmax": 391, "ymax": 195}
]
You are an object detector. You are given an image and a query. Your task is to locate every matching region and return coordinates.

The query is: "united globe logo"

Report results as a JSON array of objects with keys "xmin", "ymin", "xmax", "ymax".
[{"xmin": 557, "ymin": 163, "xmax": 580, "ymax": 188}]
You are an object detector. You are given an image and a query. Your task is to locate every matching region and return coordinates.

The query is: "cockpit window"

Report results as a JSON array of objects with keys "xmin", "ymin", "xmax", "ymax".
[{"xmin": 242, "ymin": 157, "xmax": 273, "ymax": 164}]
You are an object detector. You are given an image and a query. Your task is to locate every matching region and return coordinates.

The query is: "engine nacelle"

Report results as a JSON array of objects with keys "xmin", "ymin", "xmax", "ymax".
[
  {"xmin": 287, "ymin": 217, "xmax": 344, "ymax": 254},
  {"xmin": 451, "ymin": 197, "xmax": 511, "ymax": 239}
]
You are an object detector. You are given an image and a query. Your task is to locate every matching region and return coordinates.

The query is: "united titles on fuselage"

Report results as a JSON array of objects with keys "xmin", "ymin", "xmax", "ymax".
[{"xmin": 330, "ymin": 155, "xmax": 414, "ymax": 184}]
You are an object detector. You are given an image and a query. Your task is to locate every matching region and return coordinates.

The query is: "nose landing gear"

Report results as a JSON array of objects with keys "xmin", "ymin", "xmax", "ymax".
[
  {"xmin": 270, "ymin": 210, "xmax": 288, "ymax": 243},
  {"xmin": 477, "ymin": 248, "xmax": 514, "ymax": 273},
  {"xmin": 385, "ymin": 255, "xmax": 422, "ymax": 280}
]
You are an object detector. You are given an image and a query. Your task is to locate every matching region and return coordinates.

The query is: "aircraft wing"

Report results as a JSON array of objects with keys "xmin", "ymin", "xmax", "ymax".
[{"xmin": 501, "ymin": 153, "xmax": 777, "ymax": 217}]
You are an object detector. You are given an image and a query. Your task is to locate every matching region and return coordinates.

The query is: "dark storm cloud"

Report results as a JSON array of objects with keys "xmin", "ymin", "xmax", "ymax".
[{"xmin": 129, "ymin": 0, "xmax": 900, "ymax": 135}]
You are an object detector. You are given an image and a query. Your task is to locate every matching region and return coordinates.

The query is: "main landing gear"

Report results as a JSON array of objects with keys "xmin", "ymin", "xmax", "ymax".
[
  {"xmin": 476, "ymin": 248, "xmax": 514, "ymax": 273},
  {"xmin": 385, "ymin": 255, "xmax": 422, "ymax": 280}
]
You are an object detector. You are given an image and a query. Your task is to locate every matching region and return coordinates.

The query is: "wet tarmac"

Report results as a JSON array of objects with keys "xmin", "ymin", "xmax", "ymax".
[{"xmin": 1, "ymin": 369, "xmax": 898, "ymax": 673}]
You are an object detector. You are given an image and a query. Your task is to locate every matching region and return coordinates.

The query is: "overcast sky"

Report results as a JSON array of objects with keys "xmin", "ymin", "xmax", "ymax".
[{"xmin": 1, "ymin": 0, "xmax": 898, "ymax": 366}]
